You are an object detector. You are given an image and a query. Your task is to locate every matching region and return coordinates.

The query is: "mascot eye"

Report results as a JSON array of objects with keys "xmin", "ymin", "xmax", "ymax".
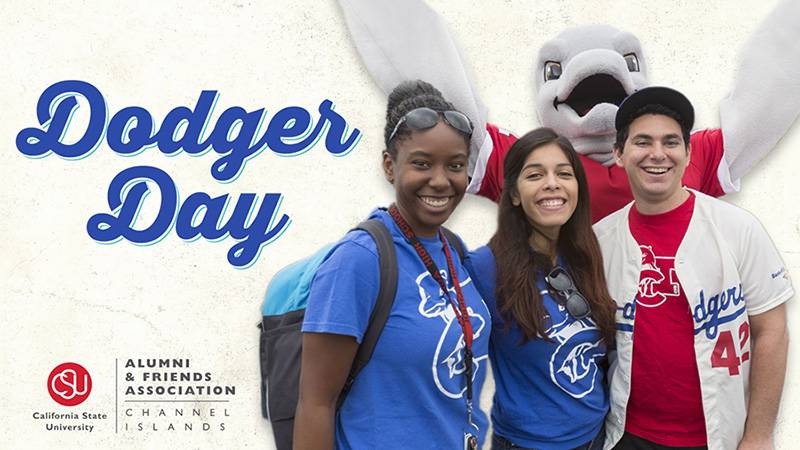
[
  {"xmin": 545, "ymin": 61, "xmax": 562, "ymax": 81},
  {"xmin": 624, "ymin": 53, "xmax": 639, "ymax": 72}
]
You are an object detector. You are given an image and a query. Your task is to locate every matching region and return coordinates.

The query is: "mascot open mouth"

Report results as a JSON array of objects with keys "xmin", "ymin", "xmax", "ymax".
[{"xmin": 554, "ymin": 74, "xmax": 628, "ymax": 117}]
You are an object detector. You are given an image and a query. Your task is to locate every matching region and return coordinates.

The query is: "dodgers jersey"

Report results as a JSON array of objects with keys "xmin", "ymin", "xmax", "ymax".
[{"xmin": 593, "ymin": 190, "xmax": 793, "ymax": 450}]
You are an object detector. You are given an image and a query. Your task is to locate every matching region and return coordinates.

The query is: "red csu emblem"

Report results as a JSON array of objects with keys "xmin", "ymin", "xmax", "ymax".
[
  {"xmin": 636, "ymin": 246, "xmax": 680, "ymax": 308},
  {"xmin": 48, "ymin": 362, "xmax": 92, "ymax": 406}
]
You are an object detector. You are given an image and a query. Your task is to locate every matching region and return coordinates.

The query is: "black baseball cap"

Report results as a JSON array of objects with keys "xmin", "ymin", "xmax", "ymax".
[{"xmin": 615, "ymin": 86, "xmax": 694, "ymax": 132}]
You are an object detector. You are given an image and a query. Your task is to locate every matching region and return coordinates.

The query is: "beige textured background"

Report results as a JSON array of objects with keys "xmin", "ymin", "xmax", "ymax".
[{"xmin": 1, "ymin": 0, "xmax": 798, "ymax": 448}]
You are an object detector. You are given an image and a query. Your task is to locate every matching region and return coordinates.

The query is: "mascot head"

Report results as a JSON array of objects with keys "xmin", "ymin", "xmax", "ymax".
[{"xmin": 536, "ymin": 25, "xmax": 649, "ymax": 165}]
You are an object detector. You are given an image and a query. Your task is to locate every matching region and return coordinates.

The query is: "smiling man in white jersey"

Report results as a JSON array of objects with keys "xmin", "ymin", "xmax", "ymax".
[{"xmin": 593, "ymin": 86, "xmax": 793, "ymax": 450}]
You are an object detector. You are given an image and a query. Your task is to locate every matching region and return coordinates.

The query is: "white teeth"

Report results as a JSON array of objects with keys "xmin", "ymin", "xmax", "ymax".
[
  {"xmin": 421, "ymin": 197, "xmax": 449, "ymax": 207},
  {"xmin": 538, "ymin": 199, "xmax": 565, "ymax": 207},
  {"xmin": 644, "ymin": 167, "xmax": 668, "ymax": 174}
]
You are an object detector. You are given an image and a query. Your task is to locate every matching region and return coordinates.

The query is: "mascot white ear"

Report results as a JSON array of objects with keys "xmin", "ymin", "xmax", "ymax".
[
  {"xmin": 337, "ymin": 0, "xmax": 491, "ymax": 192},
  {"xmin": 535, "ymin": 25, "xmax": 649, "ymax": 166}
]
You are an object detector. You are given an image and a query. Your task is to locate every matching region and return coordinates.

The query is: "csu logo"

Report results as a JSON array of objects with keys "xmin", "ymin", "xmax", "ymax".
[
  {"xmin": 637, "ymin": 246, "xmax": 679, "ymax": 307},
  {"xmin": 48, "ymin": 362, "xmax": 92, "ymax": 406}
]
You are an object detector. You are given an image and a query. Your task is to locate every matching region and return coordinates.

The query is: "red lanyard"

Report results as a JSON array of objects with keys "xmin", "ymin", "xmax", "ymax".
[
  {"xmin": 387, "ymin": 205, "xmax": 473, "ymax": 347},
  {"xmin": 387, "ymin": 205, "xmax": 474, "ymax": 397}
]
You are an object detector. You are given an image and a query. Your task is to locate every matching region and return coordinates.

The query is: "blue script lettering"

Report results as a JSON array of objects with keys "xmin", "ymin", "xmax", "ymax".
[
  {"xmin": 266, "ymin": 100, "xmax": 360, "ymax": 156},
  {"xmin": 614, "ymin": 300, "xmax": 635, "ymax": 333},
  {"xmin": 16, "ymin": 80, "xmax": 107, "ymax": 159},
  {"xmin": 87, "ymin": 166, "xmax": 290, "ymax": 268},
  {"xmin": 106, "ymin": 106, "xmax": 156, "ymax": 155},
  {"xmin": 693, "ymin": 284, "xmax": 745, "ymax": 339},
  {"xmin": 17, "ymin": 80, "xmax": 362, "ymax": 181}
]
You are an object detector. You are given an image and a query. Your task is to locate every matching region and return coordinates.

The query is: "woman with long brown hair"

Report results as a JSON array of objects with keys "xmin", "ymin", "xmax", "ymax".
[{"xmin": 465, "ymin": 127, "xmax": 616, "ymax": 450}]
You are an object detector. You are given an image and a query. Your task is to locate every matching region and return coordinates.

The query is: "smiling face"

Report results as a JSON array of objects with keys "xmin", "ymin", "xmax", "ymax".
[
  {"xmin": 614, "ymin": 114, "xmax": 691, "ymax": 214},
  {"xmin": 383, "ymin": 120, "xmax": 469, "ymax": 238},
  {"xmin": 512, "ymin": 143, "xmax": 579, "ymax": 243}
]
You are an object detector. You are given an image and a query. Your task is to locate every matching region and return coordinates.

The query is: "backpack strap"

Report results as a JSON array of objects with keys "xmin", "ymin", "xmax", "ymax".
[
  {"xmin": 440, "ymin": 226, "xmax": 466, "ymax": 260},
  {"xmin": 336, "ymin": 219, "xmax": 398, "ymax": 409}
]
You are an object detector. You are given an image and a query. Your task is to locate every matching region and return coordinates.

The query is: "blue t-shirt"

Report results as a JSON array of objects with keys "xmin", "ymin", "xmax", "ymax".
[
  {"xmin": 465, "ymin": 246, "xmax": 608, "ymax": 450},
  {"xmin": 302, "ymin": 209, "xmax": 491, "ymax": 449}
]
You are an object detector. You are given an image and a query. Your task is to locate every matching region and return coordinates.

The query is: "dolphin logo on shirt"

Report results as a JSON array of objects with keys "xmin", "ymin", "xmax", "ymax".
[
  {"xmin": 415, "ymin": 270, "xmax": 489, "ymax": 399},
  {"xmin": 547, "ymin": 307, "xmax": 605, "ymax": 398}
]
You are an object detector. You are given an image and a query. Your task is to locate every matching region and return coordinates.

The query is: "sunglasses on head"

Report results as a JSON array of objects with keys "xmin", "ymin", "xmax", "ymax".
[
  {"xmin": 388, "ymin": 107, "xmax": 473, "ymax": 143},
  {"xmin": 545, "ymin": 266, "xmax": 592, "ymax": 320}
]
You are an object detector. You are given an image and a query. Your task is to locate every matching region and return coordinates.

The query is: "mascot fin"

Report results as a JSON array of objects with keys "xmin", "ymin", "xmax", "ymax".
[
  {"xmin": 720, "ymin": 0, "xmax": 800, "ymax": 183},
  {"xmin": 337, "ymin": 0, "xmax": 493, "ymax": 193}
]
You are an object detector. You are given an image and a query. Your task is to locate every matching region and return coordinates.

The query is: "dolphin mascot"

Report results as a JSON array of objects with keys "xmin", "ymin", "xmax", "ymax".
[{"xmin": 337, "ymin": 0, "xmax": 800, "ymax": 221}]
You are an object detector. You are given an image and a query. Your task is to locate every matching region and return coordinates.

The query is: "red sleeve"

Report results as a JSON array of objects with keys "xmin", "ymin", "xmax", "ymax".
[
  {"xmin": 475, "ymin": 123, "xmax": 517, "ymax": 203},
  {"xmin": 686, "ymin": 129, "xmax": 725, "ymax": 197}
]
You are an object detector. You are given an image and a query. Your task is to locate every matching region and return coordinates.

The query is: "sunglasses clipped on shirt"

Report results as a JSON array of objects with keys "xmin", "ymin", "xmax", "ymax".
[
  {"xmin": 388, "ymin": 107, "xmax": 474, "ymax": 143},
  {"xmin": 545, "ymin": 266, "xmax": 592, "ymax": 320}
]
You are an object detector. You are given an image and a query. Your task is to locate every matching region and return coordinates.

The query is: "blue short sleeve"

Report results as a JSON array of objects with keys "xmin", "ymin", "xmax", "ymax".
[{"xmin": 301, "ymin": 231, "xmax": 381, "ymax": 343}]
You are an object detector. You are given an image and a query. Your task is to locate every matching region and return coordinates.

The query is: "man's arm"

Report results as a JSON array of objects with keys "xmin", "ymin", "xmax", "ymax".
[
  {"xmin": 738, "ymin": 303, "xmax": 789, "ymax": 450},
  {"xmin": 293, "ymin": 332, "xmax": 359, "ymax": 450}
]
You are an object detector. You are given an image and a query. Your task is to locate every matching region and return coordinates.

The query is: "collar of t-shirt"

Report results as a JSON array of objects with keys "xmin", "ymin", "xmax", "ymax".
[{"xmin": 629, "ymin": 191, "xmax": 696, "ymax": 252}]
